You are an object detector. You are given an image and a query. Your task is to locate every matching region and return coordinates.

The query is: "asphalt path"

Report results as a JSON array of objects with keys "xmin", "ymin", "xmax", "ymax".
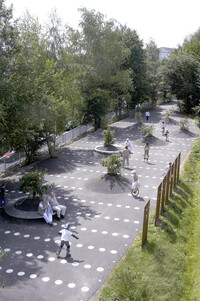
[{"xmin": 0, "ymin": 101, "xmax": 199, "ymax": 301}]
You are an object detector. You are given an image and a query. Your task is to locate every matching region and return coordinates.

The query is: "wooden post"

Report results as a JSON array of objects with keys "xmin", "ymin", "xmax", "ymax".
[
  {"xmin": 142, "ymin": 200, "xmax": 150, "ymax": 247},
  {"xmin": 170, "ymin": 163, "xmax": 174, "ymax": 196},
  {"xmin": 161, "ymin": 176, "xmax": 167, "ymax": 212},
  {"xmin": 155, "ymin": 183, "xmax": 162, "ymax": 225},
  {"xmin": 177, "ymin": 153, "xmax": 181, "ymax": 181},
  {"xmin": 165, "ymin": 170, "xmax": 170, "ymax": 203},
  {"xmin": 174, "ymin": 157, "xmax": 178, "ymax": 186}
]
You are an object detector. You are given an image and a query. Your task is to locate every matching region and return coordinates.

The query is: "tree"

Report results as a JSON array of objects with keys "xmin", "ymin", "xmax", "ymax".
[{"xmin": 160, "ymin": 52, "xmax": 200, "ymax": 113}]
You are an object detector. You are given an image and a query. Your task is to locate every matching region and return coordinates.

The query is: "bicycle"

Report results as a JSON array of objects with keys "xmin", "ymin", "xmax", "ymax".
[{"xmin": 131, "ymin": 182, "xmax": 140, "ymax": 197}]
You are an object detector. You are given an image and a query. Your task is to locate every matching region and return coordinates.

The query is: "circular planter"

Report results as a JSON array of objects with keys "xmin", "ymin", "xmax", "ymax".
[{"xmin": 94, "ymin": 144, "xmax": 122, "ymax": 155}]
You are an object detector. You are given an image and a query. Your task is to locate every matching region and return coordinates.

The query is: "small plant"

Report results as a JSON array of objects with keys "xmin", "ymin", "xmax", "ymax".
[
  {"xmin": 103, "ymin": 128, "xmax": 115, "ymax": 147},
  {"xmin": 140, "ymin": 125, "xmax": 154, "ymax": 137},
  {"xmin": 19, "ymin": 171, "xmax": 53, "ymax": 198},
  {"xmin": 163, "ymin": 108, "xmax": 174, "ymax": 121},
  {"xmin": 180, "ymin": 119, "xmax": 189, "ymax": 131},
  {"xmin": 101, "ymin": 154, "xmax": 122, "ymax": 175},
  {"xmin": 135, "ymin": 112, "xmax": 142, "ymax": 124}
]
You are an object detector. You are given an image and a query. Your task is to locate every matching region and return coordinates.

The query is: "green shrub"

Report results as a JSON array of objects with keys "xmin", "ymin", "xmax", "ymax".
[
  {"xmin": 180, "ymin": 119, "xmax": 189, "ymax": 131},
  {"xmin": 164, "ymin": 108, "xmax": 174, "ymax": 121},
  {"xmin": 140, "ymin": 125, "xmax": 154, "ymax": 137},
  {"xmin": 135, "ymin": 112, "xmax": 142, "ymax": 124},
  {"xmin": 19, "ymin": 171, "xmax": 53, "ymax": 198},
  {"xmin": 103, "ymin": 128, "xmax": 115, "ymax": 147},
  {"xmin": 101, "ymin": 154, "xmax": 122, "ymax": 175}
]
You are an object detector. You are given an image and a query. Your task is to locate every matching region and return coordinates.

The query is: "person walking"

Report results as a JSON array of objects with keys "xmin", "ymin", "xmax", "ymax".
[
  {"xmin": 145, "ymin": 111, "xmax": 150, "ymax": 121},
  {"xmin": 122, "ymin": 145, "xmax": 131, "ymax": 168},
  {"xmin": 161, "ymin": 121, "xmax": 166, "ymax": 136},
  {"xmin": 144, "ymin": 142, "xmax": 150, "ymax": 161},
  {"xmin": 164, "ymin": 129, "xmax": 169, "ymax": 141},
  {"xmin": 56, "ymin": 223, "xmax": 79, "ymax": 258},
  {"xmin": 0, "ymin": 183, "xmax": 6, "ymax": 207},
  {"xmin": 125, "ymin": 138, "xmax": 132, "ymax": 153},
  {"xmin": 38, "ymin": 195, "xmax": 53, "ymax": 226},
  {"xmin": 48, "ymin": 191, "xmax": 66, "ymax": 221}
]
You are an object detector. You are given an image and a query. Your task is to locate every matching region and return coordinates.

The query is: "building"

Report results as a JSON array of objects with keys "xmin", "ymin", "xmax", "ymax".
[{"xmin": 159, "ymin": 47, "xmax": 174, "ymax": 60}]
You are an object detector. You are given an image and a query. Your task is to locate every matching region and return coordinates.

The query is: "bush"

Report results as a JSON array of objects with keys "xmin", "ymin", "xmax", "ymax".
[
  {"xmin": 135, "ymin": 112, "xmax": 142, "ymax": 124},
  {"xmin": 19, "ymin": 171, "xmax": 53, "ymax": 198},
  {"xmin": 140, "ymin": 125, "xmax": 154, "ymax": 137},
  {"xmin": 101, "ymin": 154, "xmax": 122, "ymax": 175},
  {"xmin": 163, "ymin": 108, "xmax": 174, "ymax": 121},
  {"xmin": 180, "ymin": 119, "xmax": 189, "ymax": 131},
  {"xmin": 103, "ymin": 128, "xmax": 115, "ymax": 147}
]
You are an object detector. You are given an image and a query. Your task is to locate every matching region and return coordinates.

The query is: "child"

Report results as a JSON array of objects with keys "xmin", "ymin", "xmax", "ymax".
[
  {"xmin": 56, "ymin": 223, "xmax": 79, "ymax": 258},
  {"xmin": 0, "ymin": 183, "xmax": 6, "ymax": 207},
  {"xmin": 144, "ymin": 142, "xmax": 150, "ymax": 161},
  {"xmin": 164, "ymin": 129, "xmax": 169, "ymax": 141}
]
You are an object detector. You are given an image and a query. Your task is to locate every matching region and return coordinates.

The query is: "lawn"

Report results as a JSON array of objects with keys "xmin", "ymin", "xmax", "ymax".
[{"xmin": 99, "ymin": 137, "xmax": 200, "ymax": 301}]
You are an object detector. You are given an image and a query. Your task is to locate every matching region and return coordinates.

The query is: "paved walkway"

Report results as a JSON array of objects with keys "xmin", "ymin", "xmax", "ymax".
[{"xmin": 0, "ymin": 101, "xmax": 199, "ymax": 301}]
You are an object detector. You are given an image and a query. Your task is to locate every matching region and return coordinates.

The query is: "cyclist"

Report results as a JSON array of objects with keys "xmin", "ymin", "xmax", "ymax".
[{"xmin": 131, "ymin": 170, "xmax": 139, "ymax": 190}]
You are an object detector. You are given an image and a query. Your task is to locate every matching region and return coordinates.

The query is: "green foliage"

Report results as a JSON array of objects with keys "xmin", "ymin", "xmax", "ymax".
[
  {"xmin": 140, "ymin": 125, "xmax": 154, "ymax": 137},
  {"xmin": 163, "ymin": 108, "xmax": 174, "ymax": 121},
  {"xmin": 135, "ymin": 112, "xmax": 142, "ymax": 124},
  {"xmin": 103, "ymin": 128, "xmax": 115, "ymax": 146},
  {"xmin": 180, "ymin": 118, "xmax": 189, "ymax": 131},
  {"xmin": 101, "ymin": 154, "xmax": 122, "ymax": 175},
  {"xmin": 19, "ymin": 171, "xmax": 53, "ymax": 198}
]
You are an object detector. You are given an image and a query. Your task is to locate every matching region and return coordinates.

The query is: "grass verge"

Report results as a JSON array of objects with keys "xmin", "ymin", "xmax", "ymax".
[{"xmin": 99, "ymin": 137, "xmax": 200, "ymax": 301}]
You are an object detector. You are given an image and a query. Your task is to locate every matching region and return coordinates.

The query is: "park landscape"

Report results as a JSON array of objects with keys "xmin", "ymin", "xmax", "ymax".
[{"xmin": 1, "ymin": 1, "xmax": 200, "ymax": 300}]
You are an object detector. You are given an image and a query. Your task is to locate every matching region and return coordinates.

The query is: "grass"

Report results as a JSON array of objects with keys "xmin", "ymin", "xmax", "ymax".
[{"xmin": 99, "ymin": 137, "xmax": 200, "ymax": 301}]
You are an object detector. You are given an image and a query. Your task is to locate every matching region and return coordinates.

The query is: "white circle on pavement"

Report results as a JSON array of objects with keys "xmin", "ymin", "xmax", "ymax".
[
  {"xmin": 68, "ymin": 283, "xmax": 76, "ymax": 288},
  {"xmin": 107, "ymin": 203, "xmax": 112, "ymax": 206},
  {"xmin": 60, "ymin": 259, "xmax": 67, "ymax": 264},
  {"xmin": 82, "ymin": 287, "xmax": 89, "ymax": 292},
  {"xmin": 44, "ymin": 238, "xmax": 51, "ymax": 242},
  {"xmin": 102, "ymin": 231, "xmax": 108, "ymax": 235},
  {"xmin": 84, "ymin": 264, "xmax": 91, "ymax": 269},
  {"xmin": 134, "ymin": 207, "xmax": 140, "ymax": 210},
  {"xmin": 105, "ymin": 216, "xmax": 110, "ymax": 220},
  {"xmin": 42, "ymin": 277, "xmax": 50, "ymax": 282},
  {"xmin": 112, "ymin": 233, "xmax": 118, "ymax": 236},
  {"xmin": 91, "ymin": 229, "xmax": 97, "ymax": 233},
  {"xmin": 134, "ymin": 221, "xmax": 140, "ymax": 224},
  {"xmin": 123, "ymin": 235, "xmax": 130, "ymax": 238},
  {"xmin": 14, "ymin": 232, "xmax": 20, "ymax": 236},
  {"xmin": 72, "ymin": 262, "xmax": 79, "ymax": 266},
  {"xmin": 116, "ymin": 205, "xmax": 122, "ymax": 207},
  {"xmin": 15, "ymin": 251, "xmax": 22, "ymax": 255},
  {"xmin": 6, "ymin": 269, "xmax": 13, "ymax": 273},
  {"xmin": 30, "ymin": 274, "xmax": 37, "ymax": 279},
  {"xmin": 48, "ymin": 257, "xmax": 55, "ymax": 261},
  {"xmin": 125, "ymin": 206, "xmax": 130, "ymax": 209},
  {"xmin": 81, "ymin": 228, "xmax": 87, "ymax": 231},
  {"xmin": 97, "ymin": 267, "xmax": 104, "ymax": 272},
  {"xmin": 95, "ymin": 215, "xmax": 100, "ymax": 218},
  {"xmin": 114, "ymin": 218, "xmax": 120, "ymax": 221},
  {"xmin": 124, "ymin": 219, "xmax": 130, "ymax": 222},
  {"xmin": 4, "ymin": 248, "xmax": 11, "ymax": 252},
  {"xmin": 18, "ymin": 272, "xmax": 25, "ymax": 276},
  {"xmin": 99, "ymin": 248, "xmax": 106, "ymax": 252},
  {"xmin": 34, "ymin": 236, "xmax": 40, "ymax": 240},
  {"xmin": 88, "ymin": 246, "xmax": 94, "ymax": 250},
  {"xmin": 111, "ymin": 250, "xmax": 117, "ymax": 254},
  {"xmin": 5, "ymin": 231, "xmax": 11, "ymax": 234},
  {"xmin": 26, "ymin": 253, "xmax": 33, "ymax": 257},
  {"xmin": 37, "ymin": 255, "xmax": 44, "ymax": 259},
  {"xmin": 55, "ymin": 280, "xmax": 63, "ymax": 285},
  {"xmin": 81, "ymin": 200, "xmax": 86, "ymax": 203},
  {"xmin": 76, "ymin": 244, "xmax": 83, "ymax": 248},
  {"xmin": 24, "ymin": 234, "xmax": 30, "ymax": 238}
]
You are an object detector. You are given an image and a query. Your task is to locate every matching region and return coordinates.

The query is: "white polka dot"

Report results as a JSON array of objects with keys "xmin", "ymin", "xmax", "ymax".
[
  {"xmin": 123, "ymin": 235, "xmax": 130, "ymax": 238},
  {"xmin": 95, "ymin": 215, "xmax": 100, "ymax": 218},
  {"xmin": 99, "ymin": 248, "xmax": 106, "ymax": 252},
  {"xmin": 4, "ymin": 248, "xmax": 10, "ymax": 252},
  {"xmin": 30, "ymin": 274, "xmax": 37, "ymax": 279},
  {"xmin": 107, "ymin": 203, "xmax": 112, "ymax": 206},
  {"xmin": 5, "ymin": 231, "xmax": 11, "ymax": 234},
  {"xmin": 125, "ymin": 206, "xmax": 130, "ymax": 209},
  {"xmin": 72, "ymin": 262, "xmax": 79, "ymax": 266},
  {"xmin": 37, "ymin": 255, "xmax": 44, "ymax": 259},
  {"xmin": 91, "ymin": 229, "xmax": 97, "ymax": 233},
  {"xmin": 44, "ymin": 238, "xmax": 51, "ymax": 242},
  {"xmin": 26, "ymin": 253, "xmax": 33, "ymax": 257},
  {"xmin": 34, "ymin": 236, "xmax": 40, "ymax": 240},
  {"xmin": 55, "ymin": 280, "xmax": 63, "ymax": 285},
  {"xmin": 24, "ymin": 234, "xmax": 30, "ymax": 238},
  {"xmin": 102, "ymin": 231, "xmax": 108, "ymax": 235},
  {"xmin": 112, "ymin": 233, "xmax": 118, "ymax": 236},
  {"xmin": 98, "ymin": 202, "xmax": 104, "ymax": 205},
  {"xmin": 81, "ymin": 228, "xmax": 87, "ymax": 231},
  {"xmin": 124, "ymin": 219, "xmax": 130, "ymax": 222},
  {"xmin": 68, "ymin": 283, "xmax": 76, "ymax": 288},
  {"xmin": 134, "ymin": 221, "xmax": 140, "ymax": 224},
  {"xmin": 81, "ymin": 200, "xmax": 86, "ymax": 203},
  {"xmin": 48, "ymin": 257, "xmax": 55, "ymax": 261},
  {"xmin": 105, "ymin": 216, "xmax": 110, "ymax": 220},
  {"xmin": 6, "ymin": 269, "xmax": 13, "ymax": 274},
  {"xmin": 134, "ymin": 207, "xmax": 140, "ymax": 210},
  {"xmin": 18, "ymin": 271, "xmax": 25, "ymax": 276},
  {"xmin": 14, "ymin": 232, "xmax": 20, "ymax": 236},
  {"xmin": 88, "ymin": 246, "xmax": 94, "ymax": 250},
  {"xmin": 116, "ymin": 205, "xmax": 122, "ymax": 207},
  {"xmin": 60, "ymin": 259, "xmax": 67, "ymax": 264},
  {"xmin": 76, "ymin": 212, "xmax": 81, "ymax": 215},
  {"xmin": 110, "ymin": 250, "xmax": 117, "ymax": 254},
  {"xmin": 86, "ymin": 213, "xmax": 91, "ymax": 216},
  {"xmin": 78, "ymin": 188, "xmax": 83, "ymax": 190},
  {"xmin": 15, "ymin": 251, "xmax": 22, "ymax": 255},
  {"xmin": 84, "ymin": 264, "xmax": 91, "ymax": 269},
  {"xmin": 97, "ymin": 267, "xmax": 104, "ymax": 272},
  {"xmin": 90, "ymin": 201, "xmax": 95, "ymax": 204},
  {"xmin": 42, "ymin": 277, "xmax": 50, "ymax": 282},
  {"xmin": 82, "ymin": 287, "xmax": 89, "ymax": 292},
  {"xmin": 76, "ymin": 244, "xmax": 83, "ymax": 248}
]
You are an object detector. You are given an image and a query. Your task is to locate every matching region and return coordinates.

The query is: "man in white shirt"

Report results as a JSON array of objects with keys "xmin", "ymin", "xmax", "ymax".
[
  {"xmin": 48, "ymin": 191, "xmax": 66, "ymax": 221},
  {"xmin": 56, "ymin": 223, "xmax": 79, "ymax": 258}
]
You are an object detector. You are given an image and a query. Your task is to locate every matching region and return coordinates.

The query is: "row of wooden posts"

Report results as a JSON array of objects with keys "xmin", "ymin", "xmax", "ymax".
[{"xmin": 142, "ymin": 152, "xmax": 181, "ymax": 247}]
